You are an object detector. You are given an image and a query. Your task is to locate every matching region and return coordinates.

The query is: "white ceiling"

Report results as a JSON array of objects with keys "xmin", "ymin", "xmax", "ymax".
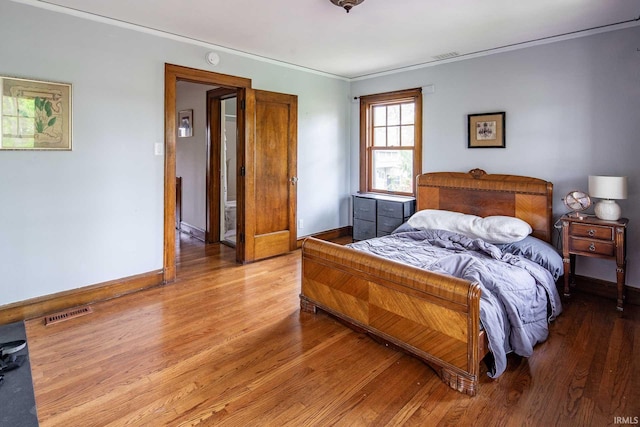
[{"xmin": 36, "ymin": 0, "xmax": 640, "ymax": 79}]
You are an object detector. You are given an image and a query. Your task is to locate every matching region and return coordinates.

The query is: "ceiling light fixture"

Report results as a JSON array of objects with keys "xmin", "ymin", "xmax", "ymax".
[{"xmin": 330, "ymin": 0, "xmax": 364, "ymax": 13}]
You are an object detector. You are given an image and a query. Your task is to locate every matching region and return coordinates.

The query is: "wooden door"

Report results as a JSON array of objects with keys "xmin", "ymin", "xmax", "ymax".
[
  {"xmin": 238, "ymin": 89, "xmax": 297, "ymax": 262},
  {"xmin": 206, "ymin": 87, "xmax": 237, "ymax": 244},
  {"xmin": 176, "ymin": 177, "xmax": 182, "ymax": 231}
]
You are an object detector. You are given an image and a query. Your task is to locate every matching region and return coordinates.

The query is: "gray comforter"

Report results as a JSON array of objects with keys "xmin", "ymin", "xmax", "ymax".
[{"xmin": 347, "ymin": 229, "xmax": 562, "ymax": 378}]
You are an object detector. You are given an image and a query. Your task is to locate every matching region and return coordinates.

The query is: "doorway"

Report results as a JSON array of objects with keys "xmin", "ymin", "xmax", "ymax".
[
  {"xmin": 164, "ymin": 64, "xmax": 298, "ymax": 283},
  {"xmin": 205, "ymin": 88, "xmax": 238, "ymax": 248},
  {"xmin": 175, "ymin": 81, "xmax": 220, "ymax": 243},
  {"xmin": 220, "ymin": 97, "xmax": 238, "ymax": 247},
  {"xmin": 164, "ymin": 64, "xmax": 251, "ymax": 282}
]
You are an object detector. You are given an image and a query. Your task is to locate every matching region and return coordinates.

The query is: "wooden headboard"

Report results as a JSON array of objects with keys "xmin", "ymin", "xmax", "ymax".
[{"xmin": 416, "ymin": 168, "xmax": 553, "ymax": 243}]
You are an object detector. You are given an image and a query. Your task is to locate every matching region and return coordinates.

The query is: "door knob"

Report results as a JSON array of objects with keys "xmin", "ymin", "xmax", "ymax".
[{"xmin": 290, "ymin": 176, "xmax": 298, "ymax": 185}]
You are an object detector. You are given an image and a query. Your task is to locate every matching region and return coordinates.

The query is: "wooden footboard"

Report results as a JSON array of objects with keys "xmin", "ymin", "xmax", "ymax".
[{"xmin": 300, "ymin": 237, "xmax": 488, "ymax": 396}]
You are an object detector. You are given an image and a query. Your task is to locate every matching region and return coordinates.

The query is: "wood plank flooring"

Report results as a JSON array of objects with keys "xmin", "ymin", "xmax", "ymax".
[{"xmin": 25, "ymin": 235, "xmax": 640, "ymax": 426}]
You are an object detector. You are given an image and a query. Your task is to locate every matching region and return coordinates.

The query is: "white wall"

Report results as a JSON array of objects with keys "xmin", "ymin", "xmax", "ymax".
[
  {"xmin": 2, "ymin": 0, "xmax": 635, "ymax": 308},
  {"xmin": 176, "ymin": 81, "xmax": 216, "ymax": 230},
  {"xmin": 0, "ymin": 0, "xmax": 350, "ymax": 306},
  {"xmin": 351, "ymin": 26, "xmax": 640, "ymax": 288}
]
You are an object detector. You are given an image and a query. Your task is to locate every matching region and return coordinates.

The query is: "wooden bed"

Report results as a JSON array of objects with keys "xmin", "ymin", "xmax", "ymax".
[{"xmin": 299, "ymin": 169, "xmax": 553, "ymax": 396}]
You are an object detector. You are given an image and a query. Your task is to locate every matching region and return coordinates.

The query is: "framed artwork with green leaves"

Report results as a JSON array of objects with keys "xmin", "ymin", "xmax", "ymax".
[{"xmin": 1, "ymin": 76, "xmax": 72, "ymax": 150}]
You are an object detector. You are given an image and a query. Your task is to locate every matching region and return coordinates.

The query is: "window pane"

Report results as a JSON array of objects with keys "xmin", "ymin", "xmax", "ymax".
[
  {"xmin": 373, "ymin": 127, "xmax": 386, "ymax": 146},
  {"xmin": 2, "ymin": 116, "xmax": 18, "ymax": 135},
  {"xmin": 2, "ymin": 136, "xmax": 34, "ymax": 148},
  {"xmin": 17, "ymin": 97, "xmax": 35, "ymax": 117},
  {"xmin": 372, "ymin": 150, "xmax": 413, "ymax": 193},
  {"xmin": 387, "ymin": 105, "xmax": 400, "ymax": 126},
  {"xmin": 401, "ymin": 125, "xmax": 414, "ymax": 147},
  {"xmin": 373, "ymin": 106, "xmax": 386, "ymax": 127},
  {"xmin": 3, "ymin": 96, "xmax": 17, "ymax": 115},
  {"xmin": 20, "ymin": 117, "xmax": 35, "ymax": 136},
  {"xmin": 401, "ymin": 103, "xmax": 414, "ymax": 125},
  {"xmin": 387, "ymin": 126, "xmax": 400, "ymax": 146}
]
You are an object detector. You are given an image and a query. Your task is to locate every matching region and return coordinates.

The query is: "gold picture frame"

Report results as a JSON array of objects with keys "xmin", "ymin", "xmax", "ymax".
[
  {"xmin": 1, "ymin": 76, "xmax": 72, "ymax": 150},
  {"xmin": 467, "ymin": 111, "xmax": 505, "ymax": 148}
]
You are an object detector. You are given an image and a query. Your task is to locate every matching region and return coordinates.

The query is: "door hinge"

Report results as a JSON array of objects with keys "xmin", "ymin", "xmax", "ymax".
[
  {"xmin": 239, "ymin": 166, "xmax": 246, "ymax": 177},
  {"xmin": 240, "ymin": 100, "xmax": 246, "ymax": 110},
  {"xmin": 239, "ymin": 233, "xmax": 245, "ymax": 243}
]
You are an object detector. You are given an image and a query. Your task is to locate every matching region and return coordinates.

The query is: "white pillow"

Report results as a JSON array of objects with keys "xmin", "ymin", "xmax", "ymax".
[
  {"xmin": 407, "ymin": 209, "xmax": 532, "ymax": 244},
  {"xmin": 408, "ymin": 209, "xmax": 472, "ymax": 234}
]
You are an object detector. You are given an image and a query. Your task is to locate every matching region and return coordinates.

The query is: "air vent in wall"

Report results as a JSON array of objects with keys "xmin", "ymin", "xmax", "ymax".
[
  {"xmin": 432, "ymin": 51, "xmax": 460, "ymax": 60},
  {"xmin": 45, "ymin": 306, "xmax": 93, "ymax": 325}
]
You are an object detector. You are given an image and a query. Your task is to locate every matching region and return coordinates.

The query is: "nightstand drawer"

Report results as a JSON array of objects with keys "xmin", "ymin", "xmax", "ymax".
[
  {"xmin": 569, "ymin": 223, "xmax": 613, "ymax": 241},
  {"xmin": 377, "ymin": 200, "xmax": 403, "ymax": 218},
  {"xmin": 353, "ymin": 197, "xmax": 376, "ymax": 221},
  {"xmin": 568, "ymin": 237, "xmax": 614, "ymax": 257}
]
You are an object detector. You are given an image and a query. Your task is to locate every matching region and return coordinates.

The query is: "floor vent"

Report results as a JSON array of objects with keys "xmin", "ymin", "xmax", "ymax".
[{"xmin": 45, "ymin": 306, "xmax": 93, "ymax": 326}]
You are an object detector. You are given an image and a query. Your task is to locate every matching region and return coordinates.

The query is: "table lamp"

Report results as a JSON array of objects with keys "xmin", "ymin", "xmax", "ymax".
[{"xmin": 588, "ymin": 175, "xmax": 627, "ymax": 221}]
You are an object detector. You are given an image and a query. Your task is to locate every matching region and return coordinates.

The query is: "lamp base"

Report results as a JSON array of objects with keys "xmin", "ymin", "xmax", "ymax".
[{"xmin": 594, "ymin": 199, "xmax": 621, "ymax": 221}]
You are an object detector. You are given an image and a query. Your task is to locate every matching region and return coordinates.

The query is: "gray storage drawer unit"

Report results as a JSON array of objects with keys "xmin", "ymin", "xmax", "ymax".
[
  {"xmin": 353, "ymin": 196, "xmax": 377, "ymax": 240},
  {"xmin": 352, "ymin": 193, "xmax": 416, "ymax": 240}
]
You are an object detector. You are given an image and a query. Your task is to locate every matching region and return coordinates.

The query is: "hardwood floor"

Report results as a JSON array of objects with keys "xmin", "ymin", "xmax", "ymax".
[{"xmin": 26, "ymin": 234, "xmax": 640, "ymax": 426}]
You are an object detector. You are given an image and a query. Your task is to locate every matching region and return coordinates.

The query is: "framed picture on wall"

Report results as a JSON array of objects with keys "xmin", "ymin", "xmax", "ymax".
[
  {"xmin": 467, "ymin": 111, "xmax": 505, "ymax": 148},
  {"xmin": 177, "ymin": 109, "xmax": 193, "ymax": 138},
  {"xmin": 1, "ymin": 75, "xmax": 72, "ymax": 150}
]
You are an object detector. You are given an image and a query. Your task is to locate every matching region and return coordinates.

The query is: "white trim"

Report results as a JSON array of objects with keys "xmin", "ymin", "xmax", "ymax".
[
  {"xmin": 349, "ymin": 20, "xmax": 640, "ymax": 81},
  {"xmin": 11, "ymin": 0, "xmax": 640, "ymax": 83},
  {"xmin": 11, "ymin": 0, "xmax": 350, "ymax": 81}
]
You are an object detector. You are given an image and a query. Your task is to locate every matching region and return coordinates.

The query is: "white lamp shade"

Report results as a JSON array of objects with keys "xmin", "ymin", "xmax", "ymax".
[{"xmin": 588, "ymin": 176, "xmax": 627, "ymax": 200}]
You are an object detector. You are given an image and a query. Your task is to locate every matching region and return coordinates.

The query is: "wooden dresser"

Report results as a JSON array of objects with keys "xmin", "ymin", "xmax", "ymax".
[
  {"xmin": 352, "ymin": 193, "xmax": 415, "ymax": 241},
  {"xmin": 561, "ymin": 214, "xmax": 628, "ymax": 311}
]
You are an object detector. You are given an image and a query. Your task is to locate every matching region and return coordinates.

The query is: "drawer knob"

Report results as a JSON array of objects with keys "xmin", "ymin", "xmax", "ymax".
[
  {"xmin": 588, "ymin": 229, "xmax": 595, "ymax": 237},
  {"xmin": 589, "ymin": 243, "xmax": 596, "ymax": 252}
]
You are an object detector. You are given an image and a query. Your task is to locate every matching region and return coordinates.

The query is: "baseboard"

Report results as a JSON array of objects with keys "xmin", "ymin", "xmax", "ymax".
[
  {"xmin": 9, "ymin": 248, "xmax": 632, "ymax": 326},
  {"xmin": 0, "ymin": 269, "xmax": 164, "ymax": 325},
  {"xmin": 179, "ymin": 222, "xmax": 206, "ymax": 242},
  {"xmin": 296, "ymin": 226, "xmax": 352, "ymax": 249},
  {"xmin": 572, "ymin": 275, "xmax": 640, "ymax": 306}
]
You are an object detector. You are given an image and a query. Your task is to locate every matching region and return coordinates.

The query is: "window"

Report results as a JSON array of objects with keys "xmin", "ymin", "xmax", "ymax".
[
  {"xmin": 2, "ymin": 94, "xmax": 37, "ymax": 148},
  {"xmin": 359, "ymin": 88, "xmax": 422, "ymax": 195}
]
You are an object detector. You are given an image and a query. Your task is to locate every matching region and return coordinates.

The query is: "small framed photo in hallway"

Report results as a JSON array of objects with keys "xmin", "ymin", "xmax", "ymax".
[{"xmin": 178, "ymin": 109, "xmax": 193, "ymax": 138}]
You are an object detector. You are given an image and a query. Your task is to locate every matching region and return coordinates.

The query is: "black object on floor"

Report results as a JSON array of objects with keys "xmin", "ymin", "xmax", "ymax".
[
  {"xmin": 0, "ymin": 354, "xmax": 26, "ymax": 374},
  {"xmin": 0, "ymin": 322, "xmax": 38, "ymax": 427},
  {"xmin": 0, "ymin": 341, "xmax": 26, "ymax": 357}
]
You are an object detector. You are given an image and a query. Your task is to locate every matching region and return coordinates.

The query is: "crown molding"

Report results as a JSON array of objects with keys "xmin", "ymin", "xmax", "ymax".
[
  {"xmin": 10, "ymin": 0, "xmax": 640, "ymax": 83},
  {"xmin": 10, "ymin": 0, "xmax": 350, "ymax": 81}
]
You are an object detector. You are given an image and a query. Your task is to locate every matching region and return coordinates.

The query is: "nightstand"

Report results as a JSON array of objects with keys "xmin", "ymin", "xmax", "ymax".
[{"xmin": 561, "ymin": 214, "xmax": 628, "ymax": 311}]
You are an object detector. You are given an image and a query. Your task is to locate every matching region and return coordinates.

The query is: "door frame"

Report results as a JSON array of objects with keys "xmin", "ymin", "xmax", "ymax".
[
  {"xmin": 205, "ymin": 87, "xmax": 237, "ymax": 244},
  {"xmin": 164, "ymin": 63, "xmax": 251, "ymax": 283}
]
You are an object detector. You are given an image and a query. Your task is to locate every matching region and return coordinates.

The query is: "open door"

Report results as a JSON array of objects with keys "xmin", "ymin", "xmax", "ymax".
[
  {"xmin": 238, "ymin": 89, "xmax": 298, "ymax": 262},
  {"xmin": 206, "ymin": 87, "xmax": 237, "ymax": 244},
  {"xmin": 164, "ymin": 63, "xmax": 252, "ymax": 282}
]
